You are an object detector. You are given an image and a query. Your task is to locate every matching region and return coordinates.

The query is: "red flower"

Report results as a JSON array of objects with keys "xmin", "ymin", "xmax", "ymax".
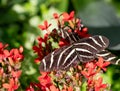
[
  {"xmin": 75, "ymin": 27, "xmax": 90, "ymax": 38},
  {"xmin": 9, "ymin": 48, "xmax": 24, "ymax": 62},
  {"xmin": 26, "ymin": 84, "xmax": 35, "ymax": 91},
  {"xmin": 38, "ymin": 72, "xmax": 52, "ymax": 87},
  {"xmin": 38, "ymin": 20, "xmax": 51, "ymax": 34},
  {"xmin": 11, "ymin": 70, "xmax": 22, "ymax": 78},
  {"xmin": 26, "ymin": 83, "xmax": 43, "ymax": 91},
  {"xmin": 0, "ymin": 42, "xmax": 8, "ymax": 49},
  {"xmin": 3, "ymin": 78, "xmax": 19, "ymax": 91},
  {"xmin": 53, "ymin": 13, "xmax": 59, "ymax": 19},
  {"xmin": 33, "ymin": 34, "xmax": 50, "ymax": 63},
  {"xmin": 96, "ymin": 57, "xmax": 110, "ymax": 71},
  {"xmin": 87, "ymin": 78, "xmax": 93, "ymax": 87},
  {"xmin": 62, "ymin": 11, "xmax": 74, "ymax": 21},
  {"xmin": 49, "ymin": 85, "xmax": 59, "ymax": 91},
  {"xmin": 81, "ymin": 67, "xmax": 96, "ymax": 78},
  {"xmin": 0, "ymin": 42, "xmax": 9, "ymax": 60},
  {"xmin": 95, "ymin": 77, "xmax": 107, "ymax": 91},
  {"xmin": 38, "ymin": 33, "xmax": 48, "ymax": 45},
  {"xmin": 85, "ymin": 61, "xmax": 96, "ymax": 69},
  {"xmin": 59, "ymin": 38, "xmax": 69, "ymax": 47},
  {"xmin": 67, "ymin": 86, "xmax": 73, "ymax": 91},
  {"xmin": 82, "ymin": 62, "xmax": 96, "ymax": 78}
]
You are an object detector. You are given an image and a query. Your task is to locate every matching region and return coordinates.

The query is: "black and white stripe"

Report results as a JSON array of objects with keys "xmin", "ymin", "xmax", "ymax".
[
  {"xmin": 59, "ymin": 27, "xmax": 82, "ymax": 43},
  {"xmin": 39, "ymin": 35, "xmax": 110, "ymax": 72},
  {"xmin": 96, "ymin": 50, "xmax": 120, "ymax": 65}
]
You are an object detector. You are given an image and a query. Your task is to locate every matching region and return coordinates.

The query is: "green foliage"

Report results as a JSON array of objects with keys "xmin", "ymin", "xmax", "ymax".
[{"xmin": 0, "ymin": 0, "xmax": 120, "ymax": 90}]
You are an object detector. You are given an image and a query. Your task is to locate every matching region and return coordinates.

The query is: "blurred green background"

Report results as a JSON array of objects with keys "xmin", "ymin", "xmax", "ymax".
[{"xmin": 0, "ymin": 0, "xmax": 120, "ymax": 90}]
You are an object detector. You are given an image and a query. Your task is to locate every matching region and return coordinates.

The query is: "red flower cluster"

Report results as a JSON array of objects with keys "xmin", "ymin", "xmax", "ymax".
[
  {"xmin": 33, "ymin": 11, "xmax": 90, "ymax": 63},
  {"xmin": 0, "ymin": 42, "xmax": 24, "ymax": 91},
  {"xmin": 81, "ymin": 57, "xmax": 110, "ymax": 91},
  {"xmin": 33, "ymin": 34, "xmax": 49, "ymax": 63},
  {"xmin": 32, "ymin": 11, "xmax": 111, "ymax": 91},
  {"xmin": 26, "ymin": 72, "xmax": 73, "ymax": 91}
]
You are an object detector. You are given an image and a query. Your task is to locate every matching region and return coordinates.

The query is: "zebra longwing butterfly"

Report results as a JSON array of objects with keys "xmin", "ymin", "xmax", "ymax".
[
  {"xmin": 39, "ymin": 24, "xmax": 120, "ymax": 72},
  {"xmin": 39, "ymin": 35, "xmax": 111, "ymax": 72}
]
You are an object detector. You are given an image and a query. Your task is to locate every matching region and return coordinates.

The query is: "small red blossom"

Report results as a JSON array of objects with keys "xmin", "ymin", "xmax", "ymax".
[
  {"xmin": 0, "ymin": 43, "xmax": 9, "ymax": 60},
  {"xmin": 3, "ymin": 49, "xmax": 10, "ymax": 58},
  {"xmin": 85, "ymin": 61, "xmax": 96, "ymax": 69},
  {"xmin": 0, "ymin": 42, "xmax": 8, "ymax": 49},
  {"xmin": 95, "ymin": 77, "xmax": 107, "ymax": 91},
  {"xmin": 53, "ymin": 13, "xmax": 59, "ymax": 19},
  {"xmin": 59, "ymin": 38, "xmax": 69, "ymax": 47},
  {"xmin": 62, "ymin": 11, "xmax": 74, "ymax": 21},
  {"xmin": 26, "ymin": 85, "xmax": 34, "ymax": 91},
  {"xmin": 34, "ymin": 58, "xmax": 40, "ymax": 64},
  {"xmin": 33, "ymin": 34, "xmax": 50, "ymax": 62},
  {"xmin": 49, "ymin": 85, "xmax": 59, "ymax": 91},
  {"xmin": 3, "ymin": 78, "xmax": 19, "ymax": 91},
  {"xmin": 96, "ymin": 57, "xmax": 110, "ymax": 71},
  {"xmin": 82, "ymin": 27, "xmax": 88, "ymax": 32},
  {"xmin": 87, "ymin": 78, "xmax": 93, "ymax": 87},
  {"xmin": 32, "ymin": 45, "xmax": 44, "ymax": 62},
  {"xmin": 9, "ymin": 48, "xmax": 24, "ymax": 62},
  {"xmin": 11, "ymin": 70, "xmax": 22, "ymax": 78},
  {"xmin": 38, "ymin": 33, "xmax": 48, "ymax": 45},
  {"xmin": 75, "ymin": 28, "xmax": 90, "ymax": 38},
  {"xmin": 62, "ymin": 86, "xmax": 73, "ymax": 91},
  {"xmin": 38, "ymin": 20, "xmax": 51, "ymax": 34},
  {"xmin": 81, "ymin": 67, "xmax": 96, "ymax": 78},
  {"xmin": 38, "ymin": 72, "xmax": 52, "ymax": 87},
  {"xmin": 81, "ymin": 61, "xmax": 97, "ymax": 78},
  {"xmin": 26, "ymin": 83, "xmax": 42, "ymax": 91},
  {"xmin": 67, "ymin": 86, "xmax": 73, "ymax": 91}
]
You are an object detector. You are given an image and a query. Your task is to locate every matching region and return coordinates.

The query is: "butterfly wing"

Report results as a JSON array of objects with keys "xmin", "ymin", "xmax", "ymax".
[{"xmin": 39, "ymin": 35, "xmax": 109, "ymax": 72}]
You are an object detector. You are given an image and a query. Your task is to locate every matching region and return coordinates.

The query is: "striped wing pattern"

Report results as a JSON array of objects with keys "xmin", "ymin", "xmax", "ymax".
[
  {"xmin": 60, "ymin": 27, "xmax": 120, "ymax": 65},
  {"xmin": 60, "ymin": 27, "xmax": 81, "ymax": 43},
  {"xmin": 59, "ymin": 25, "xmax": 85, "ymax": 43},
  {"xmin": 39, "ymin": 35, "xmax": 110, "ymax": 72},
  {"xmin": 96, "ymin": 50, "xmax": 120, "ymax": 65}
]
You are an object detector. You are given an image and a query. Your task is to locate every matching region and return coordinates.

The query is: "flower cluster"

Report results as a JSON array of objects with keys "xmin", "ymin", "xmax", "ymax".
[
  {"xmin": 0, "ymin": 42, "xmax": 24, "ymax": 91},
  {"xmin": 33, "ymin": 11, "xmax": 89, "ymax": 63},
  {"xmin": 81, "ymin": 57, "xmax": 110, "ymax": 91},
  {"xmin": 31, "ymin": 11, "xmax": 111, "ymax": 91}
]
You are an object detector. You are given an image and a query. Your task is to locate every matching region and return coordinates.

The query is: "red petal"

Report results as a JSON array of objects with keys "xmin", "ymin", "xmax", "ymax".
[
  {"xmin": 3, "ymin": 50, "xmax": 10, "ymax": 57},
  {"xmin": 96, "ymin": 57, "xmax": 104, "ymax": 67},
  {"xmin": 3, "ymin": 83, "xmax": 10, "ymax": 88},
  {"xmin": 12, "ymin": 70, "xmax": 22, "ymax": 78},
  {"xmin": 103, "ymin": 61, "xmax": 110, "ymax": 67},
  {"xmin": 69, "ymin": 11, "xmax": 74, "ymax": 18},
  {"xmin": 53, "ymin": 13, "xmax": 59, "ymax": 19},
  {"xmin": 38, "ymin": 25, "xmax": 46, "ymax": 30},
  {"xmin": 44, "ymin": 20, "xmax": 48, "ymax": 27},
  {"xmin": 101, "ymin": 84, "xmax": 107, "ymax": 88},
  {"xmin": 62, "ymin": 12, "xmax": 69, "ymax": 20},
  {"xmin": 68, "ymin": 86, "xmax": 73, "ymax": 91},
  {"xmin": 82, "ymin": 27, "xmax": 88, "ymax": 32},
  {"xmin": 50, "ymin": 85, "xmax": 59, "ymax": 91},
  {"xmin": 0, "ymin": 42, "xmax": 3, "ymax": 49}
]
